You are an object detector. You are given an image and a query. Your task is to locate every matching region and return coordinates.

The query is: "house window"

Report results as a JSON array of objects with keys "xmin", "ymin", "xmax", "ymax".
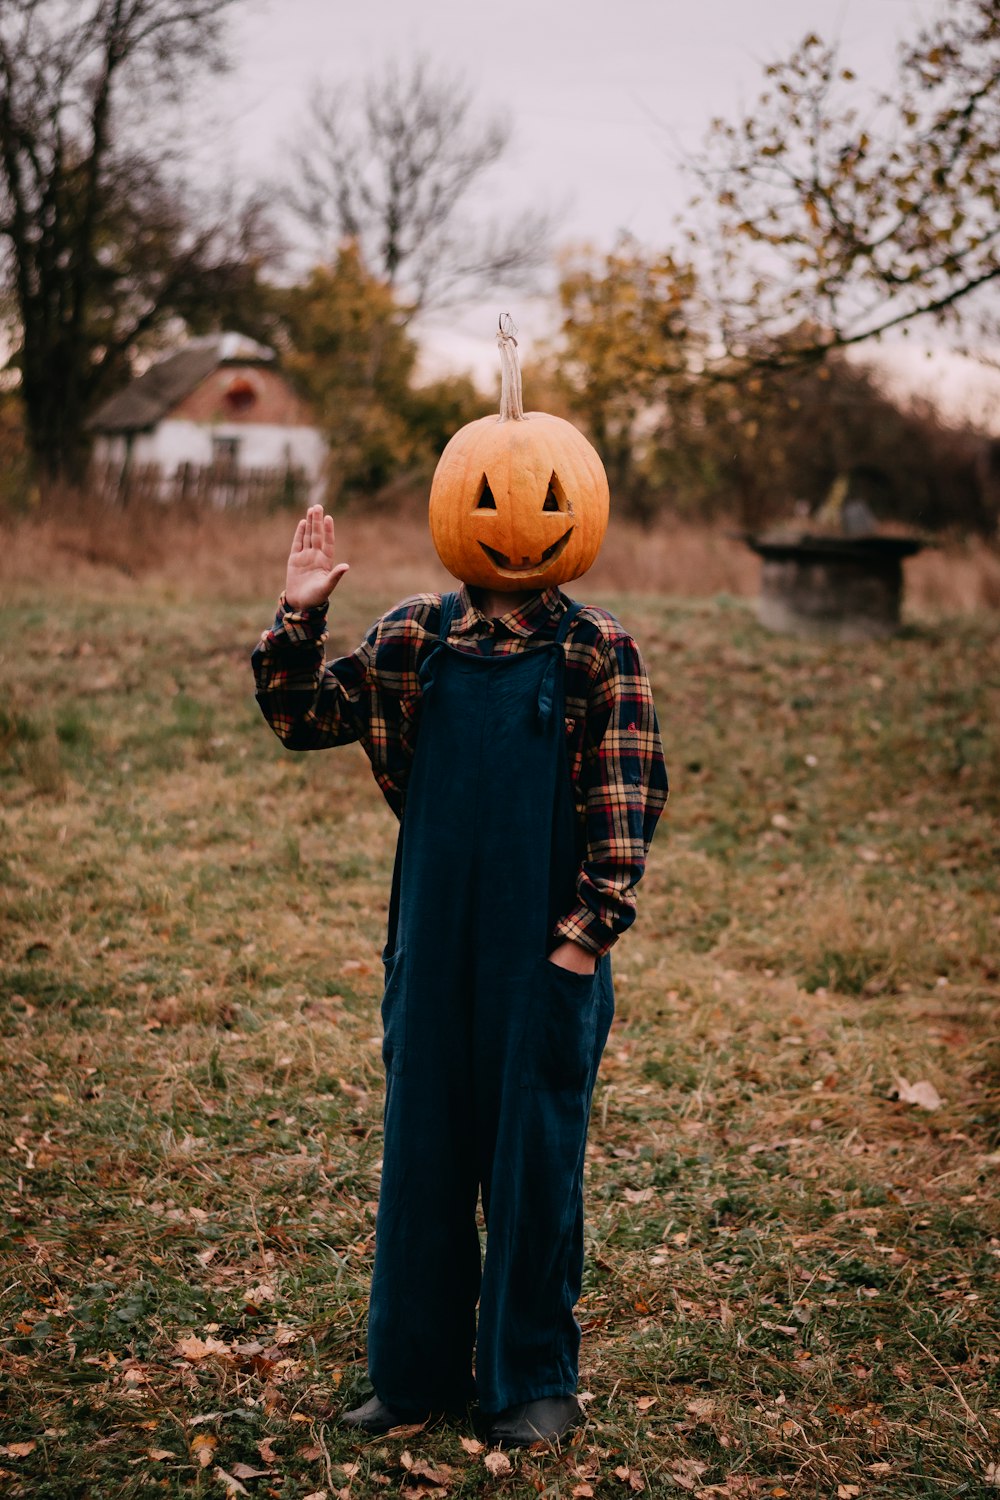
[
  {"xmin": 212, "ymin": 435, "xmax": 240, "ymax": 470},
  {"xmin": 225, "ymin": 377, "xmax": 257, "ymax": 413}
]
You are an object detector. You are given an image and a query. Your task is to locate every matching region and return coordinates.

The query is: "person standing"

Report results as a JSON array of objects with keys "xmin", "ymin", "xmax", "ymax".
[{"xmin": 252, "ymin": 324, "xmax": 667, "ymax": 1448}]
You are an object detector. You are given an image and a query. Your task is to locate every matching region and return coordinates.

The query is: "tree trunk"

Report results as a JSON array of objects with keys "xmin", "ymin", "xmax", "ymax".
[{"xmin": 21, "ymin": 345, "xmax": 92, "ymax": 489}]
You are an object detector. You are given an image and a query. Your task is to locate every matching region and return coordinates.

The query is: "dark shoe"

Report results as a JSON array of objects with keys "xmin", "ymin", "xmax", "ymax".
[
  {"xmin": 488, "ymin": 1395, "xmax": 583, "ymax": 1448},
  {"xmin": 340, "ymin": 1394, "xmax": 429, "ymax": 1435}
]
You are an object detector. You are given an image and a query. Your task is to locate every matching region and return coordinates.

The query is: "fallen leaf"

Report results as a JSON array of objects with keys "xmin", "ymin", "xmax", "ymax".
[
  {"xmin": 573, "ymin": 1486, "xmax": 595, "ymax": 1498},
  {"xmin": 303, "ymin": 1492, "xmax": 328, "ymax": 1500},
  {"xmin": 484, "ymin": 1451, "xmax": 512, "ymax": 1476},
  {"xmin": 1, "ymin": 1442, "xmax": 37, "ymax": 1458},
  {"xmin": 623, "ymin": 1187, "xmax": 654, "ymax": 1204},
  {"xmin": 636, "ymin": 1395, "xmax": 657, "ymax": 1412},
  {"xmin": 410, "ymin": 1461, "xmax": 454, "ymax": 1485},
  {"xmin": 192, "ymin": 1433, "xmax": 218, "ymax": 1467},
  {"xmin": 148, "ymin": 1449, "xmax": 175, "ymax": 1462},
  {"xmin": 684, "ymin": 1397, "xmax": 716, "ymax": 1420},
  {"xmin": 890, "ymin": 1075, "xmax": 943, "ymax": 1110},
  {"xmin": 230, "ymin": 1462, "xmax": 271, "ymax": 1480},
  {"xmin": 214, "ymin": 1467, "xmax": 250, "ymax": 1496},
  {"xmin": 459, "ymin": 1437, "xmax": 485, "ymax": 1455},
  {"xmin": 245, "ymin": 1283, "xmax": 275, "ymax": 1309},
  {"xmin": 177, "ymin": 1335, "xmax": 230, "ymax": 1361},
  {"xmin": 837, "ymin": 1487, "xmax": 861, "ymax": 1499},
  {"xmin": 667, "ymin": 1458, "xmax": 707, "ymax": 1491}
]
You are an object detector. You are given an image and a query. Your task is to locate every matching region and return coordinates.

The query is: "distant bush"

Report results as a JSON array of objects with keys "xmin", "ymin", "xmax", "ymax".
[
  {"xmin": 0, "ymin": 391, "xmax": 35, "ymax": 515},
  {"xmin": 277, "ymin": 244, "xmax": 491, "ymax": 505},
  {"xmin": 560, "ymin": 351, "xmax": 998, "ymax": 535}
]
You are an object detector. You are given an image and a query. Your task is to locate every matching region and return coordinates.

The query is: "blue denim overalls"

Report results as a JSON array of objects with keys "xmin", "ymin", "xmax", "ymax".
[{"xmin": 367, "ymin": 592, "xmax": 615, "ymax": 1416}]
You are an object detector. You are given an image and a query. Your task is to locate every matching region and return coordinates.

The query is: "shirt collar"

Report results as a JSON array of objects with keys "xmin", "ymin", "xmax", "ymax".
[{"xmin": 451, "ymin": 584, "xmax": 567, "ymax": 639}]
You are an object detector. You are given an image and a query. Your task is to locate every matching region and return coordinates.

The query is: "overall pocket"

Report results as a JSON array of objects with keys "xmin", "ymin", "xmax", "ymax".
[
  {"xmin": 380, "ymin": 945, "xmax": 407, "ymax": 1077},
  {"xmin": 521, "ymin": 954, "xmax": 600, "ymax": 1091}
]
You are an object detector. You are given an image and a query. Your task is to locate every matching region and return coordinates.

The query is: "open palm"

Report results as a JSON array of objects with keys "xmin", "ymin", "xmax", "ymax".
[{"xmin": 284, "ymin": 504, "xmax": 350, "ymax": 610}]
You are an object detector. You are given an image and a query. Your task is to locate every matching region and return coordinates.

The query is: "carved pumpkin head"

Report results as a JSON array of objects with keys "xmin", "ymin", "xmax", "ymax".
[{"xmin": 429, "ymin": 319, "xmax": 609, "ymax": 591}]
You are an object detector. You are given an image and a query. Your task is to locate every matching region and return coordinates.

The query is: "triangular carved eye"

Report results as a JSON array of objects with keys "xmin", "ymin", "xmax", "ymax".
[
  {"xmin": 475, "ymin": 475, "xmax": 497, "ymax": 510},
  {"xmin": 543, "ymin": 472, "xmax": 563, "ymax": 512}
]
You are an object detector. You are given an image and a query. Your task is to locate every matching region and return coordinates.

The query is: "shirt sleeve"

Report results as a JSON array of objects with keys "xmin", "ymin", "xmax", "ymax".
[
  {"xmin": 250, "ymin": 592, "xmax": 375, "ymax": 751},
  {"xmin": 554, "ymin": 632, "xmax": 668, "ymax": 956}
]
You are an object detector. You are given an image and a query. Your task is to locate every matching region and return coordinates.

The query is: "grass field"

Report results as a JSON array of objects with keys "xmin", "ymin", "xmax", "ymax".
[{"xmin": 1, "ymin": 509, "xmax": 999, "ymax": 1498}]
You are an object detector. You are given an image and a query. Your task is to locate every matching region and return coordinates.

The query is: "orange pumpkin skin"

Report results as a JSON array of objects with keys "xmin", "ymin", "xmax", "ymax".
[{"xmin": 429, "ymin": 410, "xmax": 610, "ymax": 591}]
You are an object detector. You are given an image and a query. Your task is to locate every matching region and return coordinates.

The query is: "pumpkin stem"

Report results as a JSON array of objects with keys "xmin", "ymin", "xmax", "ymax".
[{"xmin": 497, "ymin": 313, "xmax": 524, "ymax": 422}]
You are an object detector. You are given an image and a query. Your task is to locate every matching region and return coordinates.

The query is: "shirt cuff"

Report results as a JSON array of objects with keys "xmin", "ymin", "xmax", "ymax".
[
  {"xmin": 276, "ymin": 592, "xmax": 329, "ymax": 644},
  {"xmin": 554, "ymin": 905, "xmax": 617, "ymax": 958}
]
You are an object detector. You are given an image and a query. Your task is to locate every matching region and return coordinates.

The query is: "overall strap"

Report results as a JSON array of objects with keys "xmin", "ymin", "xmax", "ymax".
[
  {"xmin": 418, "ymin": 590, "xmax": 460, "ymax": 690},
  {"xmin": 437, "ymin": 591, "xmax": 460, "ymax": 641},
  {"xmin": 537, "ymin": 598, "xmax": 584, "ymax": 727},
  {"xmin": 555, "ymin": 597, "xmax": 583, "ymax": 645}
]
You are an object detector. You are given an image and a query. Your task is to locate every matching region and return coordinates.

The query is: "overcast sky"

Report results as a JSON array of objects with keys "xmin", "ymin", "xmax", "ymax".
[{"xmin": 193, "ymin": 0, "xmax": 1000, "ymax": 421}]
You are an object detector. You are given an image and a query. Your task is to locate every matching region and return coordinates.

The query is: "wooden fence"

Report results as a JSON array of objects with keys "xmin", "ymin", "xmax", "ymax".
[{"xmin": 87, "ymin": 459, "xmax": 313, "ymax": 511}]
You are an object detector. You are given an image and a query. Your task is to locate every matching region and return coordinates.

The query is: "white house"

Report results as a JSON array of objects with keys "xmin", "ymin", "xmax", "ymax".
[{"xmin": 88, "ymin": 332, "xmax": 327, "ymax": 502}]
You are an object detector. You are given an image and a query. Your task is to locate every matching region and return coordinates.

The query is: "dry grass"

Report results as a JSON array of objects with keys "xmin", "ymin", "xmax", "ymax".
[
  {"xmin": 1, "ymin": 507, "xmax": 999, "ymax": 1498},
  {"xmin": 1, "ymin": 494, "xmax": 997, "ymax": 614}
]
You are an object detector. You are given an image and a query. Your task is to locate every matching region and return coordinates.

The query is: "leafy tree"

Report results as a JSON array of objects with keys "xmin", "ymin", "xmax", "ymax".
[
  {"xmin": 547, "ymin": 2, "xmax": 1000, "ymax": 529},
  {"xmin": 281, "ymin": 243, "xmax": 411, "ymax": 498},
  {"xmin": 286, "ymin": 56, "xmax": 552, "ymax": 313},
  {"xmin": 660, "ymin": 356, "xmax": 991, "ymax": 533},
  {"xmin": 551, "ymin": 243, "xmax": 993, "ymax": 531},
  {"xmin": 403, "ymin": 372, "xmax": 493, "ymax": 474},
  {"xmin": 690, "ymin": 0, "xmax": 1000, "ymax": 368},
  {"xmin": 280, "ymin": 243, "xmax": 492, "ymax": 501},
  {"xmin": 0, "ymin": 0, "xmax": 276, "ymax": 484},
  {"xmin": 549, "ymin": 236, "xmax": 701, "ymax": 518}
]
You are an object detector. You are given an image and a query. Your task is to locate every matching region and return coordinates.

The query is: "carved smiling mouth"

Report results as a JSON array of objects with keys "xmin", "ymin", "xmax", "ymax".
[{"xmin": 478, "ymin": 528, "xmax": 573, "ymax": 577}]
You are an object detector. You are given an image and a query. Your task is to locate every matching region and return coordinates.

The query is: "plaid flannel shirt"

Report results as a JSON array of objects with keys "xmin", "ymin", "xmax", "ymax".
[{"xmin": 252, "ymin": 584, "xmax": 667, "ymax": 956}]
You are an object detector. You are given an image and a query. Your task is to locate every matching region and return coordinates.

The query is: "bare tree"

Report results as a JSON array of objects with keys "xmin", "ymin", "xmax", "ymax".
[
  {"xmin": 688, "ymin": 0, "xmax": 1000, "ymax": 371},
  {"xmin": 287, "ymin": 56, "xmax": 553, "ymax": 313},
  {"xmin": 0, "ymin": 0, "xmax": 275, "ymax": 484}
]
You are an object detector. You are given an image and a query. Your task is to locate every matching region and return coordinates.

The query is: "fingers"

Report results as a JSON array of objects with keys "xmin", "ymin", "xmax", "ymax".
[
  {"xmin": 327, "ymin": 562, "xmax": 350, "ymax": 594},
  {"xmin": 296, "ymin": 504, "xmax": 340, "ymax": 573}
]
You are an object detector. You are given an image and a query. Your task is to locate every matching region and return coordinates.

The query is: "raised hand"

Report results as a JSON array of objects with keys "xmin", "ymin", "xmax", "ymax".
[{"xmin": 284, "ymin": 504, "xmax": 350, "ymax": 610}]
